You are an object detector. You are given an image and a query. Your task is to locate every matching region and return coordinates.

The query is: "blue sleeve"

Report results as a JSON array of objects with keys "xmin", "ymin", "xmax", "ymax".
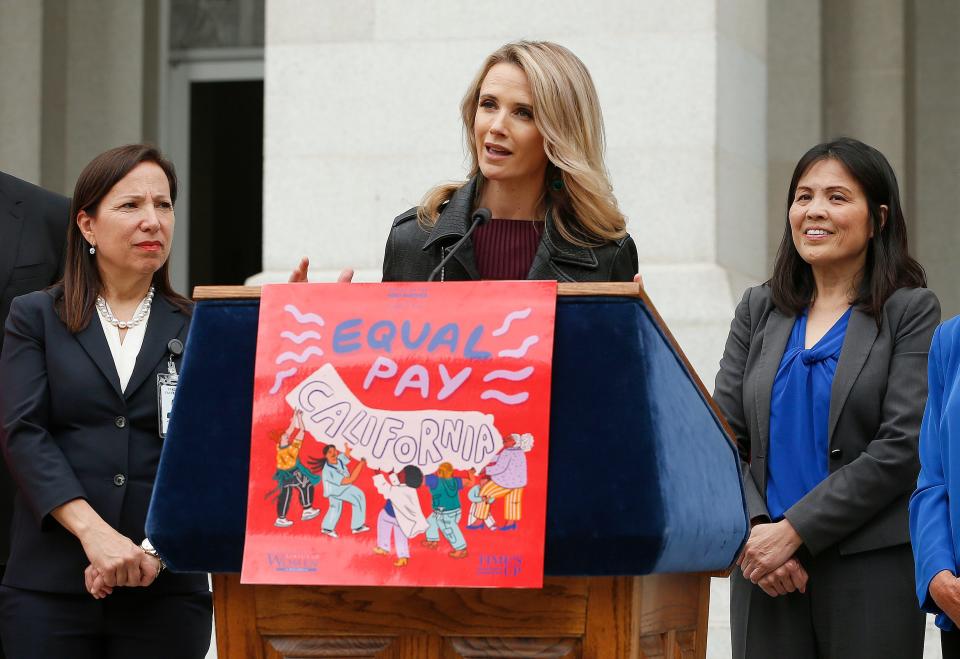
[
  {"xmin": 909, "ymin": 325, "xmax": 956, "ymax": 628},
  {"xmin": 425, "ymin": 474, "xmax": 438, "ymax": 489}
]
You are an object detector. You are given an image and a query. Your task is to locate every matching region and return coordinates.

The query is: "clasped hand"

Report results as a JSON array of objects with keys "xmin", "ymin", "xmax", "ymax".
[
  {"xmin": 80, "ymin": 524, "xmax": 161, "ymax": 599},
  {"xmin": 737, "ymin": 519, "xmax": 806, "ymax": 597}
]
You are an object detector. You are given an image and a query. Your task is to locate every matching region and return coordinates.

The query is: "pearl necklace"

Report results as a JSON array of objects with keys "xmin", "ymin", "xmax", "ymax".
[{"xmin": 96, "ymin": 287, "xmax": 155, "ymax": 330}]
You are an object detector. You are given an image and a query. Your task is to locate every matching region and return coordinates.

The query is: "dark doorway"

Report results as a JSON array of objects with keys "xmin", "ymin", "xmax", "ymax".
[{"xmin": 188, "ymin": 80, "xmax": 263, "ymax": 289}]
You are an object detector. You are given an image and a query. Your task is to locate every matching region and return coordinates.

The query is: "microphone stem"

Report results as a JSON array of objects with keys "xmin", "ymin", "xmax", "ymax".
[{"xmin": 427, "ymin": 216, "xmax": 485, "ymax": 282}]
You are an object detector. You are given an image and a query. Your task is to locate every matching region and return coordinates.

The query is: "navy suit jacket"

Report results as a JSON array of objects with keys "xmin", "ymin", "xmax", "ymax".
[
  {"xmin": 0, "ymin": 172, "xmax": 68, "ymax": 349},
  {"xmin": 0, "ymin": 288, "xmax": 207, "ymax": 594},
  {"xmin": 0, "ymin": 171, "xmax": 69, "ymax": 563}
]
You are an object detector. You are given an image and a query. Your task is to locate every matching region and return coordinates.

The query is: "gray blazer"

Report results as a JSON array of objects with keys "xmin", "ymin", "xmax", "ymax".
[{"xmin": 713, "ymin": 284, "xmax": 940, "ymax": 556}]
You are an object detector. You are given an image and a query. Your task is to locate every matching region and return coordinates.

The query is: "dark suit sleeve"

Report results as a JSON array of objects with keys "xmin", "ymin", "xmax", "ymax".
[
  {"xmin": 713, "ymin": 286, "xmax": 769, "ymax": 520},
  {"xmin": 784, "ymin": 288, "xmax": 941, "ymax": 555},
  {"xmin": 0, "ymin": 295, "xmax": 87, "ymax": 527},
  {"xmin": 49, "ymin": 193, "xmax": 69, "ymax": 282},
  {"xmin": 608, "ymin": 234, "xmax": 639, "ymax": 282}
]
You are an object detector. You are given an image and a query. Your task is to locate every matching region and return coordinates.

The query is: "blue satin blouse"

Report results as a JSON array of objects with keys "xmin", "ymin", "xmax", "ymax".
[{"xmin": 767, "ymin": 307, "xmax": 852, "ymax": 520}]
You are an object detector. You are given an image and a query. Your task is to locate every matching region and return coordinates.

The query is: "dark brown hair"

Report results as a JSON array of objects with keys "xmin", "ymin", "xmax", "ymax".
[
  {"xmin": 59, "ymin": 144, "xmax": 191, "ymax": 332},
  {"xmin": 770, "ymin": 137, "xmax": 926, "ymax": 319}
]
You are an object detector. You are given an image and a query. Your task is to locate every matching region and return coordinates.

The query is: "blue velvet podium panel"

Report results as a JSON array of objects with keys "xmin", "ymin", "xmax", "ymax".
[{"xmin": 146, "ymin": 293, "xmax": 749, "ymax": 575}]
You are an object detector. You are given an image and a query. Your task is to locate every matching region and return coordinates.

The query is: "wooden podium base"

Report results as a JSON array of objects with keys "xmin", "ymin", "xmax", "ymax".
[{"xmin": 212, "ymin": 572, "xmax": 710, "ymax": 658}]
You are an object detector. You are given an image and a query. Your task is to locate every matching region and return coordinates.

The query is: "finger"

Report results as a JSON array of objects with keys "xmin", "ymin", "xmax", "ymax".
[
  {"xmin": 777, "ymin": 574, "xmax": 794, "ymax": 594},
  {"xmin": 129, "ymin": 548, "xmax": 148, "ymax": 583},
  {"xmin": 750, "ymin": 566, "xmax": 772, "ymax": 583},
  {"xmin": 116, "ymin": 564, "xmax": 130, "ymax": 587},
  {"xmin": 84, "ymin": 566, "xmax": 97, "ymax": 593},
  {"xmin": 758, "ymin": 581, "xmax": 779, "ymax": 597},
  {"xmin": 633, "ymin": 273, "xmax": 644, "ymax": 287},
  {"xmin": 786, "ymin": 566, "xmax": 804, "ymax": 592},
  {"xmin": 288, "ymin": 257, "xmax": 309, "ymax": 283},
  {"xmin": 117, "ymin": 563, "xmax": 133, "ymax": 587},
  {"xmin": 140, "ymin": 556, "xmax": 159, "ymax": 586},
  {"xmin": 101, "ymin": 568, "xmax": 117, "ymax": 588},
  {"xmin": 93, "ymin": 574, "xmax": 112, "ymax": 596},
  {"xmin": 772, "ymin": 578, "xmax": 788, "ymax": 596},
  {"xmin": 337, "ymin": 268, "xmax": 354, "ymax": 283}
]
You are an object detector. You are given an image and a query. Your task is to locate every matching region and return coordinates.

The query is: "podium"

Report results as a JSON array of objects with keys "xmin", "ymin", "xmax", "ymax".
[{"xmin": 146, "ymin": 283, "xmax": 748, "ymax": 658}]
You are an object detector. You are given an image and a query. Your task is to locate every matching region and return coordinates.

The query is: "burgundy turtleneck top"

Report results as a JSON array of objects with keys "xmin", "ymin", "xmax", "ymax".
[{"xmin": 471, "ymin": 218, "xmax": 545, "ymax": 280}]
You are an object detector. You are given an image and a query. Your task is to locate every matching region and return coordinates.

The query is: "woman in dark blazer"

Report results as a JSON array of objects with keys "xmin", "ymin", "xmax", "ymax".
[
  {"xmin": 0, "ymin": 145, "xmax": 211, "ymax": 658},
  {"xmin": 714, "ymin": 137, "xmax": 939, "ymax": 658}
]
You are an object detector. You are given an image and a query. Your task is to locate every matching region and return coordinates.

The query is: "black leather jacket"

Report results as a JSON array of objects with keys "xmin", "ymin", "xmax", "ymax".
[{"xmin": 382, "ymin": 177, "xmax": 638, "ymax": 282}]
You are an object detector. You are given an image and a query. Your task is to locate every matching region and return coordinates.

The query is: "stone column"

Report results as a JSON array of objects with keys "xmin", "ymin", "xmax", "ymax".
[
  {"xmin": 822, "ymin": 0, "xmax": 907, "ymax": 192},
  {"xmin": 61, "ymin": 0, "xmax": 147, "ymax": 189},
  {"xmin": 0, "ymin": 0, "xmax": 45, "ymax": 183},
  {"xmin": 765, "ymin": 0, "xmax": 822, "ymax": 272},
  {"xmin": 909, "ymin": 0, "xmax": 960, "ymax": 319}
]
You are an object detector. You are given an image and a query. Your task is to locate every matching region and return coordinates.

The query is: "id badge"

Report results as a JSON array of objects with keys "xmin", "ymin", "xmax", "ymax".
[{"xmin": 157, "ymin": 373, "xmax": 179, "ymax": 438}]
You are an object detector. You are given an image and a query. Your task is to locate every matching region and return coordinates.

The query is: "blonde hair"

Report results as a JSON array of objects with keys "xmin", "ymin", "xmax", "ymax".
[{"xmin": 418, "ymin": 41, "xmax": 626, "ymax": 246}]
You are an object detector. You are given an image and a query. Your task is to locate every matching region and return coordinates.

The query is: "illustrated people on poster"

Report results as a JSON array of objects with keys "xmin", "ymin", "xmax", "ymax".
[
  {"xmin": 422, "ymin": 462, "xmax": 468, "ymax": 558},
  {"xmin": 468, "ymin": 433, "xmax": 533, "ymax": 531},
  {"xmin": 272, "ymin": 409, "xmax": 321, "ymax": 527},
  {"xmin": 466, "ymin": 471, "xmax": 497, "ymax": 530},
  {"xmin": 312, "ymin": 444, "xmax": 369, "ymax": 538},
  {"xmin": 373, "ymin": 466, "xmax": 429, "ymax": 567}
]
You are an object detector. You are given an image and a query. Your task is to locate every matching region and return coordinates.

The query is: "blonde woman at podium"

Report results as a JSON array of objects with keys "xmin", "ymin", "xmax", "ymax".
[
  {"xmin": 0, "ymin": 145, "xmax": 211, "ymax": 658},
  {"xmin": 287, "ymin": 41, "xmax": 641, "ymax": 285},
  {"xmin": 714, "ymin": 137, "xmax": 938, "ymax": 659},
  {"xmin": 386, "ymin": 40, "xmax": 638, "ymax": 284}
]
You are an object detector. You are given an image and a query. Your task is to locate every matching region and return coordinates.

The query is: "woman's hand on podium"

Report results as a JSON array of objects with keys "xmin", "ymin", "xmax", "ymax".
[
  {"xmin": 633, "ymin": 273, "xmax": 644, "ymax": 288},
  {"xmin": 288, "ymin": 257, "xmax": 354, "ymax": 284}
]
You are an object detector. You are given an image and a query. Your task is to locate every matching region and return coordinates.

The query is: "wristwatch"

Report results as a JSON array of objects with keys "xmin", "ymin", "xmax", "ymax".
[{"xmin": 140, "ymin": 537, "xmax": 166, "ymax": 576}]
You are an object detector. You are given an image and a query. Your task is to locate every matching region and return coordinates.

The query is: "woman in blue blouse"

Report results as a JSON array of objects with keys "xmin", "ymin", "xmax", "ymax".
[
  {"xmin": 714, "ymin": 137, "xmax": 939, "ymax": 658},
  {"xmin": 911, "ymin": 318, "xmax": 960, "ymax": 656}
]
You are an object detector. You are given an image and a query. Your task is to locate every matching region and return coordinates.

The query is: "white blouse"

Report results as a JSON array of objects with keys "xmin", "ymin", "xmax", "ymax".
[{"xmin": 97, "ymin": 304, "xmax": 151, "ymax": 393}]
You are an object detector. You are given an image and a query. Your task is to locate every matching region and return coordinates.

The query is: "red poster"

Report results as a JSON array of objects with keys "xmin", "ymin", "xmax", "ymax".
[{"xmin": 241, "ymin": 281, "xmax": 557, "ymax": 588}]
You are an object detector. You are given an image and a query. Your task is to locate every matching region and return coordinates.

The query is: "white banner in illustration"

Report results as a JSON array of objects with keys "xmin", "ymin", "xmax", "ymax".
[{"xmin": 286, "ymin": 363, "xmax": 503, "ymax": 474}]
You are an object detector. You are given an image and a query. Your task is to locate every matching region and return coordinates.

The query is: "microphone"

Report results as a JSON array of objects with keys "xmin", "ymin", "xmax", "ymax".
[{"xmin": 427, "ymin": 208, "xmax": 491, "ymax": 282}]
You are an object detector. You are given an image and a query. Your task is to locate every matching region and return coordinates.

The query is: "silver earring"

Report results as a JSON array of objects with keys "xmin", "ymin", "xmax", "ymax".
[{"xmin": 89, "ymin": 245, "xmax": 96, "ymax": 255}]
